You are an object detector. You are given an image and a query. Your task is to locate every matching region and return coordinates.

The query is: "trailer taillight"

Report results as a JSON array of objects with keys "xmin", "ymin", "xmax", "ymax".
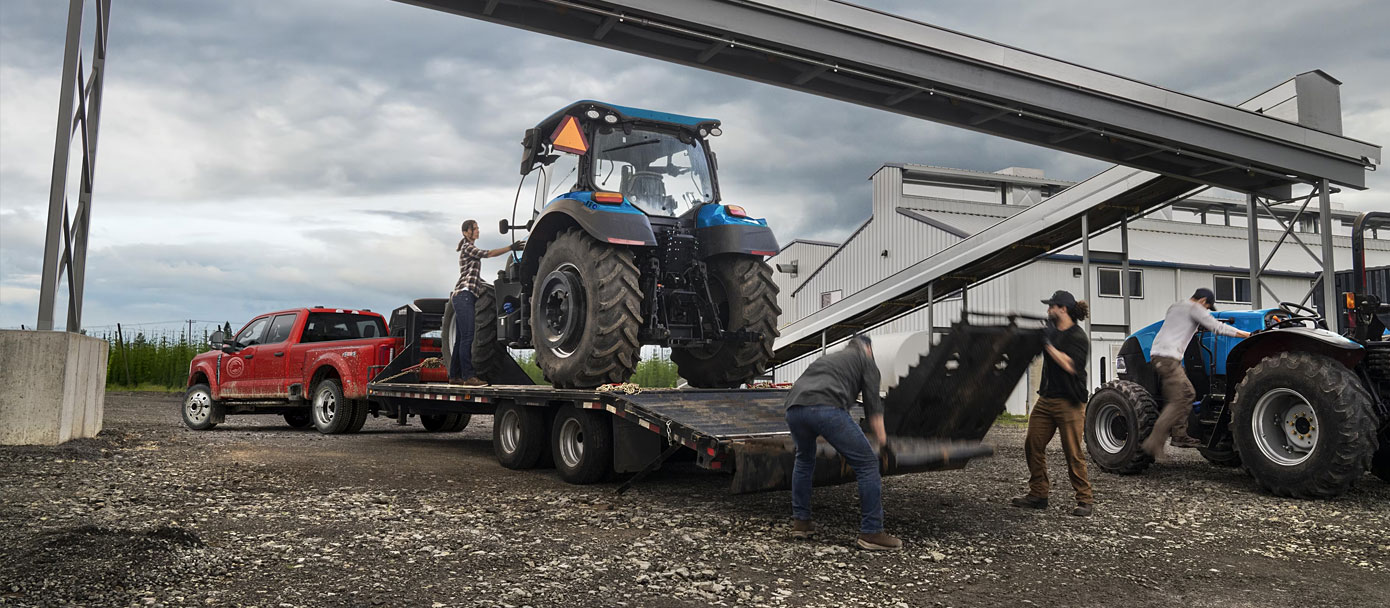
[{"xmin": 1345, "ymin": 292, "xmax": 1356, "ymax": 310}]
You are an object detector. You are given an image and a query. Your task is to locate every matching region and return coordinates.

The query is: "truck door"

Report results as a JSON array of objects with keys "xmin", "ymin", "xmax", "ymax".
[
  {"xmin": 248, "ymin": 313, "xmax": 299, "ymax": 397},
  {"xmin": 221, "ymin": 316, "xmax": 272, "ymax": 398}
]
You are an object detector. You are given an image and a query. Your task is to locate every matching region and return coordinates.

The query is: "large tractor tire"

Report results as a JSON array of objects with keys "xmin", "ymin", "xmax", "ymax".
[
  {"xmin": 531, "ymin": 228, "xmax": 641, "ymax": 388},
  {"xmin": 1084, "ymin": 380, "xmax": 1158, "ymax": 475},
  {"xmin": 550, "ymin": 405, "xmax": 614, "ymax": 484},
  {"xmin": 1371, "ymin": 444, "xmax": 1390, "ymax": 484},
  {"xmin": 441, "ymin": 297, "xmax": 455, "ymax": 370},
  {"xmin": 471, "ymin": 285, "xmax": 502, "ymax": 382},
  {"xmin": 673, "ymin": 255, "xmax": 781, "ymax": 388},
  {"xmin": 1231, "ymin": 352, "xmax": 1377, "ymax": 498}
]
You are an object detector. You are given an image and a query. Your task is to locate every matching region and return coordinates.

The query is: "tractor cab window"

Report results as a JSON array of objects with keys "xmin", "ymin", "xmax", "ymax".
[{"xmin": 592, "ymin": 128, "xmax": 714, "ymax": 217}]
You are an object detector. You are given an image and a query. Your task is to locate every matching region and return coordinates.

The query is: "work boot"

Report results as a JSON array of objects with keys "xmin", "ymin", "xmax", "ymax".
[
  {"xmin": 856, "ymin": 532, "xmax": 902, "ymax": 551},
  {"xmin": 790, "ymin": 518, "xmax": 816, "ymax": 540},
  {"xmin": 1071, "ymin": 503, "xmax": 1094, "ymax": 517},
  {"xmin": 1170, "ymin": 436, "xmax": 1202, "ymax": 449},
  {"xmin": 1010, "ymin": 495, "xmax": 1048, "ymax": 510},
  {"xmin": 1141, "ymin": 437, "xmax": 1172, "ymax": 463},
  {"xmin": 460, "ymin": 377, "xmax": 488, "ymax": 387}
]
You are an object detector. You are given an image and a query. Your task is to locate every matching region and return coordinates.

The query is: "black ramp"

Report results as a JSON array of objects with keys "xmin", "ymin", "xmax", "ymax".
[{"xmin": 617, "ymin": 390, "xmax": 792, "ymax": 437}]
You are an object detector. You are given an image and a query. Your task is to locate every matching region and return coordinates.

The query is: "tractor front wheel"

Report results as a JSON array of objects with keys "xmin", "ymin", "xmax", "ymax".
[
  {"xmin": 1231, "ymin": 352, "xmax": 1377, "ymax": 498},
  {"xmin": 1083, "ymin": 380, "xmax": 1158, "ymax": 475},
  {"xmin": 531, "ymin": 228, "xmax": 641, "ymax": 388},
  {"xmin": 672, "ymin": 255, "xmax": 781, "ymax": 388}
]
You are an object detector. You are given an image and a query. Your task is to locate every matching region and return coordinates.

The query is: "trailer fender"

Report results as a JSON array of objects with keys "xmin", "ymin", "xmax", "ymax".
[{"xmin": 523, "ymin": 196, "xmax": 656, "ymax": 277}]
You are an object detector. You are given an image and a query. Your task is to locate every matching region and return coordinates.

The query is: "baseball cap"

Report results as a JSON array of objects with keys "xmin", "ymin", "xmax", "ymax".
[
  {"xmin": 1192, "ymin": 288, "xmax": 1217, "ymax": 311},
  {"xmin": 1041, "ymin": 290, "xmax": 1077, "ymax": 309}
]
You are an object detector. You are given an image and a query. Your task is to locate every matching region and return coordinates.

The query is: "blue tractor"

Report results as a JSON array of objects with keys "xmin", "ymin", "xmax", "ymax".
[
  {"xmin": 465, "ymin": 101, "xmax": 781, "ymax": 389},
  {"xmin": 1085, "ymin": 214, "xmax": 1390, "ymax": 498}
]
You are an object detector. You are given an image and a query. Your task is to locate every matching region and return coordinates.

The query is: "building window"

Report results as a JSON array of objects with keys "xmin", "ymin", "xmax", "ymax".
[
  {"xmin": 1214, "ymin": 275, "xmax": 1252, "ymax": 304},
  {"xmin": 820, "ymin": 290, "xmax": 843, "ymax": 309},
  {"xmin": 1097, "ymin": 267, "xmax": 1143, "ymax": 298}
]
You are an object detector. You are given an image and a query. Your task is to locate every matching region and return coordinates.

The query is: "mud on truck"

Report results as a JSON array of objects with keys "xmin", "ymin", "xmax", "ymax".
[
  {"xmin": 1085, "ymin": 211, "xmax": 1390, "ymax": 498},
  {"xmin": 445, "ymin": 101, "xmax": 782, "ymax": 389}
]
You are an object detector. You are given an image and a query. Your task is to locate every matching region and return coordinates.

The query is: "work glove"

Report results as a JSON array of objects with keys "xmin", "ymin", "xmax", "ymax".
[{"xmin": 510, "ymin": 240, "xmax": 526, "ymax": 252}]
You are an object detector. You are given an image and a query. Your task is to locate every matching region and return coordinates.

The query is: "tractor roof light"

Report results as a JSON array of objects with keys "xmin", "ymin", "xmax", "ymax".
[
  {"xmin": 584, "ymin": 109, "xmax": 601, "ymax": 120},
  {"xmin": 698, "ymin": 127, "xmax": 709, "ymax": 138},
  {"xmin": 709, "ymin": 127, "xmax": 723, "ymax": 136},
  {"xmin": 603, "ymin": 113, "xmax": 619, "ymax": 124}
]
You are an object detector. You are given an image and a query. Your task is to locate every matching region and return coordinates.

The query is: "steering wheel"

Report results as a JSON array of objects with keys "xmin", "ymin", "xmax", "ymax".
[{"xmin": 1273, "ymin": 301, "xmax": 1326, "ymax": 329}]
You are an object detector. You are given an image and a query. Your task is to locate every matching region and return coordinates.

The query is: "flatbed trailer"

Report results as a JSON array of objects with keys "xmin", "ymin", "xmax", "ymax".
[{"xmin": 367, "ymin": 300, "xmax": 1041, "ymax": 494}]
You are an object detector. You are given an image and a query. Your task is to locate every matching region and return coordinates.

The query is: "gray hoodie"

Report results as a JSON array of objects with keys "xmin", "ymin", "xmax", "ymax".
[
  {"xmin": 784, "ymin": 347, "xmax": 883, "ymax": 417},
  {"xmin": 1151, "ymin": 300, "xmax": 1244, "ymax": 360}
]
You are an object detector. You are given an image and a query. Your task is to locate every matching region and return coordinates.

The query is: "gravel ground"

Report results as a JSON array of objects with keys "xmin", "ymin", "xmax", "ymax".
[{"xmin": 1, "ymin": 391, "xmax": 1387, "ymax": 608}]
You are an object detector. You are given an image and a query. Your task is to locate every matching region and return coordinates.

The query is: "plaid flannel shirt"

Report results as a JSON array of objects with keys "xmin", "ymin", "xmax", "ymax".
[{"xmin": 453, "ymin": 239, "xmax": 488, "ymax": 294}]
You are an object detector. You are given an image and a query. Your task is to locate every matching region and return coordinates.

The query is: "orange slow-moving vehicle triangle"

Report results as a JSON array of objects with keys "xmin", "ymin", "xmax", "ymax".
[{"xmin": 549, "ymin": 115, "xmax": 589, "ymax": 155}]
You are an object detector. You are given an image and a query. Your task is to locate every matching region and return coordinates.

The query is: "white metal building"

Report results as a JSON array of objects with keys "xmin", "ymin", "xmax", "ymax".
[{"xmin": 769, "ymin": 163, "xmax": 1390, "ymax": 414}]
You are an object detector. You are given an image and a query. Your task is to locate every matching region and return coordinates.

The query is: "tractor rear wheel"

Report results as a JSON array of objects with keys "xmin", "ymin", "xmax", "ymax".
[
  {"xmin": 531, "ymin": 228, "xmax": 641, "ymax": 388},
  {"xmin": 673, "ymin": 255, "xmax": 781, "ymax": 388},
  {"xmin": 1083, "ymin": 380, "xmax": 1158, "ymax": 475},
  {"xmin": 1231, "ymin": 352, "xmax": 1377, "ymax": 498}
]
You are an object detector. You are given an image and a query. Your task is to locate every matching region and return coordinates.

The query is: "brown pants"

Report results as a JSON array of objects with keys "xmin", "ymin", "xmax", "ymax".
[
  {"xmin": 1151, "ymin": 356, "xmax": 1196, "ymax": 442},
  {"xmin": 1025, "ymin": 396, "xmax": 1093, "ymax": 505}
]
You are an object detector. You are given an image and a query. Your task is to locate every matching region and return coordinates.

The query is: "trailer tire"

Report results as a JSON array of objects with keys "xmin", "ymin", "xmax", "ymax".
[
  {"xmin": 181, "ymin": 384, "xmax": 221, "ymax": 431},
  {"xmin": 531, "ymin": 228, "xmax": 640, "ymax": 388},
  {"xmin": 1084, "ymin": 380, "xmax": 1158, "ymax": 475},
  {"xmin": 311, "ymin": 379, "xmax": 357, "ymax": 435},
  {"xmin": 421, "ymin": 412, "xmax": 471, "ymax": 433},
  {"xmin": 494, "ymin": 403, "xmax": 547, "ymax": 469},
  {"xmin": 1231, "ymin": 352, "xmax": 1376, "ymax": 498},
  {"xmin": 283, "ymin": 412, "xmax": 312, "ymax": 429},
  {"xmin": 472, "ymin": 285, "xmax": 502, "ymax": 382},
  {"xmin": 673, "ymin": 255, "xmax": 781, "ymax": 388},
  {"xmin": 551, "ymin": 405, "xmax": 613, "ymax": 484}
]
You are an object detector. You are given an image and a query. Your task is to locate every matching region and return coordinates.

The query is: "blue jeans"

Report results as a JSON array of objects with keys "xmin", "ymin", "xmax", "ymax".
[
  {"xmin": 449, "ymin": 290, "xmax": 476, "ymax": 380},
  {"xmin": 786, "ymin": 404, "xmax": 883, "ymax": 534}
]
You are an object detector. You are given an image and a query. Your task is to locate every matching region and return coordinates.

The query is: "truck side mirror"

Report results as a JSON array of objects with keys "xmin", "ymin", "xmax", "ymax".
[{"xmin": 209, "ymin": 330, "xmax": 225, "ymax": 348}]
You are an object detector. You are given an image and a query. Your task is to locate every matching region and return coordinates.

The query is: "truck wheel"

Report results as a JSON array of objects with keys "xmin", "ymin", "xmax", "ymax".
[
  {"xmin": 1083, "ymin": 380, "xmax": 1158, "ymax": 475},
  {"xmin": 472, "ymin": 285, "xmax": 503, "ymax": 382},
  {"xmin": 283, "ymin": 412, "xmax": 312, "ymax": 428},
  {"xmin": 551, "ymin": 405, "xmax": 613, "ymax": 484},
  {"xmin": 673, "ymin": 255, "xmax": 781, "ymax": 388},
  {"xmin": 421, "ymin": 412, "xmax": 471, "ymax": 432},
  {"xmin": 1372, "ymin": 444, "xmax": 1390, "ymax": 484},
  {"xmin": 1197, "ymin": 443, "xmax": 1242, "ymax": 467},
  {"xmin": 494, "ymin": 403, "xmax": 546, "ymax": 469},
  {"xmin": 1231, "ymin": 352, "xmax": 1377, "ymax": 498},
  {"xmin": 311, "ymin": 379, "xmax": 357, "ymax": 435},
  {"xmin": 181, "ymin": 384, "xmax": 221, "ymax": 431},
  {"xmin": 345, "ymin": 400, "xmax": 369, "ymax": 434},
  {"xmin": 531, "ymin": 228, "xmax": 640, "ymax": 388}
]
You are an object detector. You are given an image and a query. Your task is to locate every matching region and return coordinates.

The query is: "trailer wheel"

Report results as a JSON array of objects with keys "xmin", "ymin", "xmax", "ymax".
[
  {"xmin": 551, "ymin": 405, "xmax": 613, "ymax": 484},
  {"xmin": 421, "ymin": 412, "xmax": 471, "ymax": 433},
  {"xmin": 472, "ymin": 285, "xmax": 503, "ymax": 382},
  {"xmin": 181, "ymin": 384, "xmax": 221, "ymax": 431},
  {"xmin": 1232, "ymin": 352, "xmax": 1376, "ymax": 498},
  {"xmin": 494, "ymin": 403, "xmax": 546, "ymax": 469},
  {"xmin": 531, "ymin": 228, "xmax": 640, "ymax": 388},
  {"xmin": 673, "ymin": 255, "xmax": 781, "ymax": 388},
  {"xmin": 283, "ymin": 412, "xmax": 312, "ymax": 429},
  {"xmin": 311, "ymin": 379, "xmax": 357, "ymax": 434},
  {"xmin": 1083, "ymin": 380, "xmax": 1158, "ymax": 475}
]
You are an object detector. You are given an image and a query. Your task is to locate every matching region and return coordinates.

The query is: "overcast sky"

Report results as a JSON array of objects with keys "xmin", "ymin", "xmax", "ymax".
[{"xmin": 1, "ymin": 0, "xmax": 1387, "ymax": 335}]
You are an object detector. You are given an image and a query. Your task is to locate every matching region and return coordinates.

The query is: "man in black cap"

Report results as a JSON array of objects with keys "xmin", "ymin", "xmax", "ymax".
[
  {"xmin": 1142, "ymin": 288, "xmax": 1251, "ymax": 462},
  {"xmin": 784, "ymin": 334, "xmax": 901, "ymax": 551},
  {"xmin": 1012, "ymin": 290, "xmax": 1094, "ymax": 516}
]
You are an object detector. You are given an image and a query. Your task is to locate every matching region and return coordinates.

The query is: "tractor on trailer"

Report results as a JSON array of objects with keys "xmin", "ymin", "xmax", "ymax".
[
  {"xmin": 1085, "ymin": 211, "xmax": 1390, "ymax": 498},
  {"xmin": 445, "ymin": 101, "xmax": 782, "ymax": 389}
]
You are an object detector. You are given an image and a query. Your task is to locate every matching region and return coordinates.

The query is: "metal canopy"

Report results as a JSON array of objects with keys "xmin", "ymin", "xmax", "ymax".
[{"xmin": 392, "ymin": 0, "xmax": 1378, "ymax": 192}]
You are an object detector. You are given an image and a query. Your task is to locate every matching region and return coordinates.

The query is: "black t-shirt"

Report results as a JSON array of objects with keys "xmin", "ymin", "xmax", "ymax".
[{"xmin": 1038, "ymin": 324, "xmax": 1088, "ymax": 403}]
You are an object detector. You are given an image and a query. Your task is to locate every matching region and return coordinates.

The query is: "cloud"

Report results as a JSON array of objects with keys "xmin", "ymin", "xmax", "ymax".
[{"xmin": 1, "ymin": 0, "xmax": 1386, "ymax": 329}]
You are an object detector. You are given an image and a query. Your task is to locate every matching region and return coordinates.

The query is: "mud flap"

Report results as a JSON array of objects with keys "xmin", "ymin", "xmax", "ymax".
[{"xmin": 730, "ymin": 436, "xmax": 996, "ymax": 494}]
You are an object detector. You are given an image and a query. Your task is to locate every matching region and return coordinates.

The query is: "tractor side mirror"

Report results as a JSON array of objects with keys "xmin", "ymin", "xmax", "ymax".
[
  {"xmin": 519, "ymin": 128, "xmax": 540, "ymax": 175},
  {"xmin": 500, "ymin": 219, "xmax": 534, "ymax": 234}
]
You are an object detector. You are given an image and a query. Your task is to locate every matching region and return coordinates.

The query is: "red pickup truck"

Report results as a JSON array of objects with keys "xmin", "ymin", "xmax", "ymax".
[{"xmin": 182, "ymin": 306, "xmax": 451, "ymax": 434}]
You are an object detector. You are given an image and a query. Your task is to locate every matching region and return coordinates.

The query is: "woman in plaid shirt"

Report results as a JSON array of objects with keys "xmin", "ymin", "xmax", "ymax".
[{"xmin": 451, "ymin": 219, "xmax": 523, "ymax": 385}]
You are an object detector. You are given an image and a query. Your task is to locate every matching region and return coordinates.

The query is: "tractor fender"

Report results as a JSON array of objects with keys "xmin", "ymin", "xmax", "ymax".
[
  {"xmin": 1224, "ymin": 327, "xmax": 1365, "ymax": 401},
  {"xmin": 522, "ymin": 197, "xmax": 656, "ymax": 278},
  {"xmin": 696, "ymin": 223, "xmax": 780, "ymax": 258}
]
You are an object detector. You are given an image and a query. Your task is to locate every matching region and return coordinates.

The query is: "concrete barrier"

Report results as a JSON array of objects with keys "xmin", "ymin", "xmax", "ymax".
[{"xmin": 0, "ymin": 330, "xmax": 108, "ymax": 445}]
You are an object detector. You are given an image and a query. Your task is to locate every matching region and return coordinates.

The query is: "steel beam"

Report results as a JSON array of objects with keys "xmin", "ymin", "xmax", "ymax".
[
  {"xmin": 392, "ymin": 0, "xmax": 1379, "ymax": 192},
  {"xmin": 1319, "ymin": 179, "xmax": 1337, "ymax": 317}
]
